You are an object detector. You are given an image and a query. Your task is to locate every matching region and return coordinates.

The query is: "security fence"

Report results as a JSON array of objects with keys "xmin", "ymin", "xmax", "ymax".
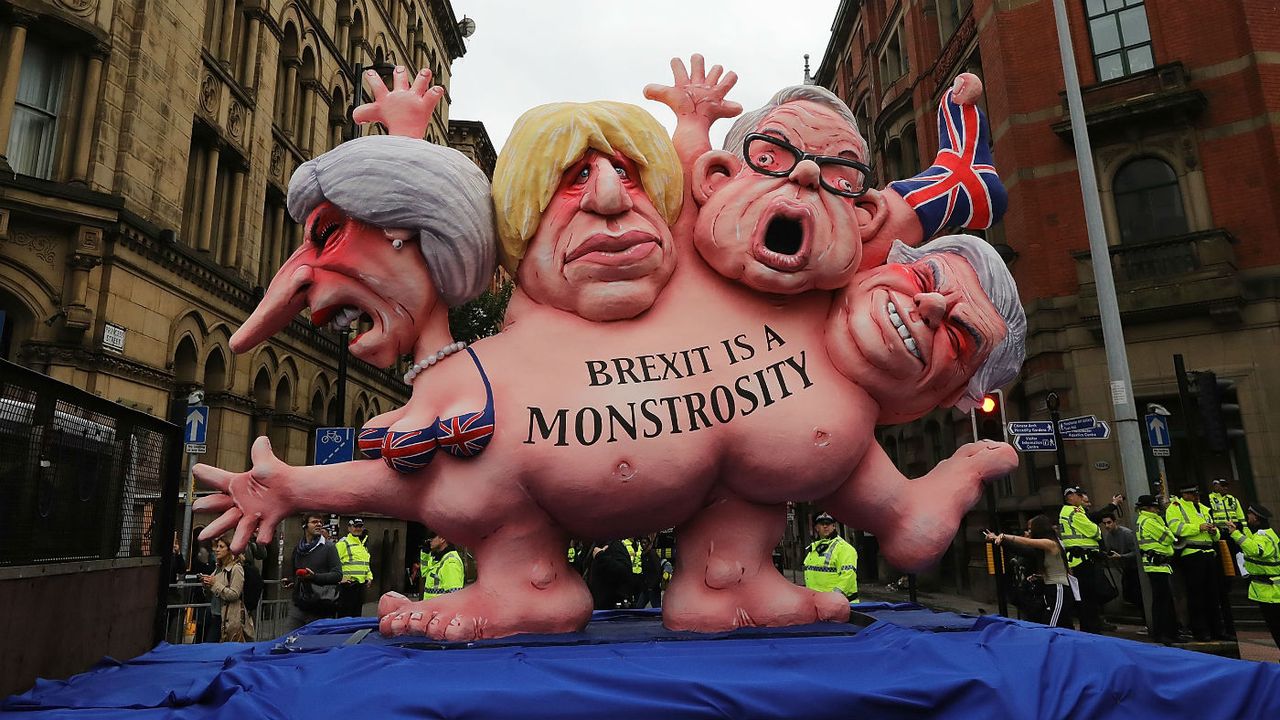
[
  {"xmin": 163, "ymin": 578, "xmax": 294, "ymax": 644},
  {"xmin": 0, "ymin": 359, "xmax": 182, "ymax": 566}
]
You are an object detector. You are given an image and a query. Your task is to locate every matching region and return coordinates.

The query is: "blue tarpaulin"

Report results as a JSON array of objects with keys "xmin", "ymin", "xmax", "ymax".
[{"xmin": 6, "ymin": 604, "xmax": 1280, "ymax": 719}]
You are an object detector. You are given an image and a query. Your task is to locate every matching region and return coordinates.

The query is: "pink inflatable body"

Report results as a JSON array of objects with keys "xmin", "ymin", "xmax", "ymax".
[{"xmin": 196, "ymin": 58, "xmax": 1023, "ymax": 638}]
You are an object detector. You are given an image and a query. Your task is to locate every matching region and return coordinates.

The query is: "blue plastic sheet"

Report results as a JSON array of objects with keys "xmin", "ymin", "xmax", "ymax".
[{"xmin": 7, "ymin": 606, "xmax": 1280, "ymax": 719}]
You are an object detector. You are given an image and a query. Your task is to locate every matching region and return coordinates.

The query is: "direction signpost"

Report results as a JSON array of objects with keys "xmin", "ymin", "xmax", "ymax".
[
  {"xmin": 1013, "ymin": 434, "xmax": 1058, "ymax": 452},
  {"xmin": 1146, "ymin": 412, "xmax": 1172, "ymax": 502},
  {"xmin": 184, "ymin": 405, "xmax": 208, "ymax": 455},
  {"xmin": 1060, "ymin": 421, "xmax": 1110, "ymax": 440},
  {"xmin": 1006, "ymin": 413, "xmax": 1112, "ymax": 453}
]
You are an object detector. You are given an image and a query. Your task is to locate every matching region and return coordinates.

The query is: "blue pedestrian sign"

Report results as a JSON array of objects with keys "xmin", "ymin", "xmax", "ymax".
[
  {"xmin": 315, "ymin": 427, "xmax": 355, "ymax": 465},
  {"xmin": 1013, "ymin": 434, "xmax": 1058, "ymax": 452},
  {"xmin": 1060, "ymin": 421, "xmax": 1110, "ymax": 440},
  {"xmin": 184, "ymin": 405, "xmax": 208, "ymax": 443},
  {"xmin": 1146, "ymin": 414, "xmax": 1171, "ymax": 448},
  {"xmin": 1008, "ymin": 421, "xmax": 1054, "ymax": 436}
]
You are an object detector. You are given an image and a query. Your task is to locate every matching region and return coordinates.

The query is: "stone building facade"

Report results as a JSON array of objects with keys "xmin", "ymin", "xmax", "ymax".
[
  {"xmin": 0, "ymin": 0, "xmax": 478, "ymax": 590},
  {"xmin": 815, "ymin": 0, "xmax": 1280, "ymax": 594}
]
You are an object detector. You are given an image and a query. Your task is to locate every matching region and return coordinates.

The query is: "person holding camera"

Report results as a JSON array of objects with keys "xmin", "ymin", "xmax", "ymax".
[
  {"xmin": 281, "ymin": 512, "xmax": 342, "ymax": 633},
  {"xmin": 985, "ymin": 516, "xmax": 1073, "ymax": 628}
]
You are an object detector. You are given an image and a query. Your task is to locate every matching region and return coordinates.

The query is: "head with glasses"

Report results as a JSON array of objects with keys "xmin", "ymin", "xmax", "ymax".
[
  {"xmin": 826, "ymin": 235, "xmax": 1026, "ymax": 424},
  {"xmin": 689, "ymin": 85, "xmax": 890, "ymax": 295}
]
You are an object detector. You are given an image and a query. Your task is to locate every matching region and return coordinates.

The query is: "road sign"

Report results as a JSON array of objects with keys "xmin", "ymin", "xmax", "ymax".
[
  {"xmin": 1060, "ymin": 421, "xmax": 1111, "ymax": 440},
  {"xmin": 1013, "ymin": 434, "xmax": 1058, "ymax": 452},
  {"xmin": 1057, "ymin": 415, "xmax": 1098, "ymax": 433},
  {"xmin": 1007, "ymin": 421, "xmax": 1054, "ymax": 435},
  {"xmin": 1145, "ymin": 414, "xmax": 1171, "ymax": 448},
  {"xmin": 315, "ymin": 427, "xmax": 355, "ymax": 465},
  {"xmin": 185, "ymin": 405, "xmax": 209, "ymax": 444},
  {"xmin": 1152, "ymin": 448, "xmax": 1170, "ymax": 457},
  {"xmin": 184, "ymin": 442, "xmax": 206, "ymax": 455}
]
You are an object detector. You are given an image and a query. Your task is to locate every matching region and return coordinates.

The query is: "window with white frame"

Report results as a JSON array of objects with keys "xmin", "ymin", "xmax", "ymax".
[
  {"xmin": 1086, "ymin": 0, "xmax": 1154, "ymax": 82},
  {"xmin": 7, "ymin": 36, "xmax": 67, "ymax": 179},
  {"xmin": 877, "ymin": 18, "xmax": 909, "ymax": 89}
]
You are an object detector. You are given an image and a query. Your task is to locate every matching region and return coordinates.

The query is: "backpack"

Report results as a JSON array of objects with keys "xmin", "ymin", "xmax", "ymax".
[{"xmin": 242, "ymin": 561, "xmax": 264, "ymax": 613}]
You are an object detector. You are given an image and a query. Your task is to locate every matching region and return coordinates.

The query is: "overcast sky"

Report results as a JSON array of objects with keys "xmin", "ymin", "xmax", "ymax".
[{"xmin": 447, "ymin": 1, "xmax": 841, "ymax": 152}]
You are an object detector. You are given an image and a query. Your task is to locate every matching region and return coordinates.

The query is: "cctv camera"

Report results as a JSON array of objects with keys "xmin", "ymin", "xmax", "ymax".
[
  {"xmin": 1146, "ymin": 403, "xmax": 1170, "ymax": 416},
  {"xmin": 187, "ymin": 389, "xmax": 205, "ymax": 405}
]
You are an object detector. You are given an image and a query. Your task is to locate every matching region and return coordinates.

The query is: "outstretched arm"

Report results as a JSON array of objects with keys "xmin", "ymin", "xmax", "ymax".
[
  {"xmin": 820, "ymin": 439, "xmax": 1017, "ymax": 571},
  {"xmin": 351, "ymin": 65, "xmax": 445, "ymax": 139},
  {"xmin": 643, "ymin": 54, "xmax": 742, "ymax": 175},
  {"xmin": 193, "ymin": 436, "xmax": 426, "ymax": 554}
]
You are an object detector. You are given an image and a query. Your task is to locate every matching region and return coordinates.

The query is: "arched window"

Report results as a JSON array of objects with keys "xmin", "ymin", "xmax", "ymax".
[{"xmin": 1114, "ymin": 157, "xmax": 1187, "ymax": 243}]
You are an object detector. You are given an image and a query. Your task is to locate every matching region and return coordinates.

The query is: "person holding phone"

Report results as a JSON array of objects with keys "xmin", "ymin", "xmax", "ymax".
[
  {"xmin": 281, "ymin": 512, "xmax": 342, "ymax": 633},
  {"xmin": 985, "ymin": 516, "xmax": 1074, "ymax": 628}
]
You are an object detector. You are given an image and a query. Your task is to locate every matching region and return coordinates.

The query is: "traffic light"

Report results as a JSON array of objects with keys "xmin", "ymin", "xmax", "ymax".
[
  {"xmin": 1194, "ymin": 371, "xmax": 1242, "ymax": 453},
  {"xmin": 971, "ymin": 389, "xmax": 1007, "ymax": 442}
]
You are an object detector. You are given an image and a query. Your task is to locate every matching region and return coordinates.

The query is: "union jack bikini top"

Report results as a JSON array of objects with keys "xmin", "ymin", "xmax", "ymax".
[{"xmin": 357, "ymin": 347, "xmax": 496, "ymax": 473}]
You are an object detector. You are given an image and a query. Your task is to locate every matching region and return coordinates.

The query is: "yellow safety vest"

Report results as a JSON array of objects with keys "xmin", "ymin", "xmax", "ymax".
[
  {"xmin": 1209, "ymin": 492, "xmax": 1245, "ymax": 525},
  {"xmin": 1058, "ymin": 505, "xmax": 1100, "ymax": 568},
  {"xmin": 421, "ymin": 548, "xmax": 464, "ymax": 597},
  {"xmin": 1135, "ymin": 510, "xmax": 1175, "ymax": 575},
  {"xmin": 803, "ymin": 536, "xmax": 858, "ymax": 599},
  {"xmin": 336, "ymin": 534, "xmax": 372, "ymax": 583},
  {"xmin": 622, "ymin": 539, "xmax": 644, "ymax": 575},
  {"xmin": 1232, "ymin": 527, "xmax": 1280, "ymax": 603},
  {"xmin": 1165, "ymin": 498, "xmax": 1218, "ymax": 555}
]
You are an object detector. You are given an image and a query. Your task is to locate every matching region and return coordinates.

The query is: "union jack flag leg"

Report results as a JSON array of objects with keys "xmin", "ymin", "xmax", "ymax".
[
  {"xmin": 888, "ymin": 87, "xmax": 1007, "ymax": 239},
  {"xmin": 436, "ymin": 411, "xmax": 495, "ymax": 458}
]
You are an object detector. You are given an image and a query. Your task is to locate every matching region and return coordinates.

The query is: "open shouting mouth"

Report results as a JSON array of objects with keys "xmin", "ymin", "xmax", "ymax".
[{"xmin": 751, "ymin": 203, "xmax": 812, "ymax": 272}]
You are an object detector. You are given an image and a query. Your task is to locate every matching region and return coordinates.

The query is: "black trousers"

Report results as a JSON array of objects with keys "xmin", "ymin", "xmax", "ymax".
[
  {"xmin": 337, "ymin": 581, "xmax": 367, "ymax": 618},
  {"xmin": 1179, "ymin": 551, "xmax": 1225, "ymax": 640},
  {"xmin": 1026, "ymin": 582, "xmax": 1074, "ymax": 629},
  {"xmin": 1073, "ymin": 557, "xmax": 1106, "ymax": 633},
  {"xmin": 1145, "ymin": 572, "xmax": 1177, "ymax": 643},
  {"xmin": 1258, "ymin": 601, "xmax": 1280, "ymax": 651}
]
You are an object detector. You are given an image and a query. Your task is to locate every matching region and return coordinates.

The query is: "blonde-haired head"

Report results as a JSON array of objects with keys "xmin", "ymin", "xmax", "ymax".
[{"xmin": 492, "ymin": 101, "xmax": 682, "ymax": 274}]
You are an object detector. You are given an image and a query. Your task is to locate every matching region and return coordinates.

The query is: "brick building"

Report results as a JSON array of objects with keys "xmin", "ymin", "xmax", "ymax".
[
  {"xmin": 816, "ymin": 0, "xmax": 1280, "ymax": 594},
  {"xmin": 0, "ymin": 0, "xmax": 484, "ymax": 592}
]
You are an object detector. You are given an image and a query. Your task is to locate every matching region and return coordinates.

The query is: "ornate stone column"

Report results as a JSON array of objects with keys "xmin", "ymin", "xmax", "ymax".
[
  {"xmin": 336, "ymin": 16, "xmax": 352, "ymax": 61},
  {"xmin": 239, "ymin": 12, "xmax": 261, "ymax": 86},
  {"xmin": 218, "ymin": 0, "xmax": 237, "ymax": 65},
  {"xmin": 197, "ymin": 143, "xmax": 222, "ymax": 253},
  {"xmin": 0, "ymin": 12, "xmax": 37, "ymax": 170},
  {"xmin": 63, "ymin": 226, "xmax": 105, "ymax": 331},
  {"xmin": 71, "ymin": 45, "xmax": 109, "ymax": 184},
  {"xmin": 281, "ymin": 58, "xmax": 300, "ymax": 133},
  {"xmin": 271, "ymin": 203, "xmax": 287, "ymax": 272},
  {"xmin": 223, "ymin": 168, "xmax": 246, "ymax": 268},
  {"xmin": 297, "ymin": 81, "xmax": 317, "ymax": 150}
]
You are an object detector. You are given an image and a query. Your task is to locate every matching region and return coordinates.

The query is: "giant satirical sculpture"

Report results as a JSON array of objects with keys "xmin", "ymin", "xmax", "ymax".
[{"xmin": 194, "ymin": 57, "xmax": 1024, "ymax": 638}]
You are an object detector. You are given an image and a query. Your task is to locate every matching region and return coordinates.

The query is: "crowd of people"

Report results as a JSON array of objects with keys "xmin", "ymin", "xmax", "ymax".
[{"xmin": 985, "ymin": 478, "xmax": 1280, "ymax": 650}]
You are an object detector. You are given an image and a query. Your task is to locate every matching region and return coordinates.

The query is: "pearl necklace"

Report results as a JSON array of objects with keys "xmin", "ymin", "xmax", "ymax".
[{"xmin": 402, "ymin": 341, "xmax": 467, "ymax": 385}]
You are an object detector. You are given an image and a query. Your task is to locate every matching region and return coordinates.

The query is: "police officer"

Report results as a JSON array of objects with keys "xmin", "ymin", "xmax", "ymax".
[
  {"xmin": 1208, "ymin": 478, "xmax": 1242, "ymax": 640},
  {"xmin": 335, "ymin": 518, "xmax": 373, "ymax": 617},
  {"xmin": 1227, "ymin": 503, "xmax": 1280, "ymax": 650},
  {"xmin": 804, "ymin": 513, "xmax": 858, "ymax": 601},
  {"xmin": 420, "ymin": 530, "xmax": 464, "ymax": 598},
  {"xmin": 1166, "ymin": 484, "xmax": 1226, "ymax": 641},
  {"xmin": 1059, "ymin": 487, "xmax": 1110, "ymax": 633},
  {"xmin": 1134, "ymin": 495, "xmax": 1177, "ymax": 644}
]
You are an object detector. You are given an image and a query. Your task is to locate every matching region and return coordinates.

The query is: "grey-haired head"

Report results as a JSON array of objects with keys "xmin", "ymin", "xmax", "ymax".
[
  {"xmin": 287, "ymin": 136, "xmax": 496, "ymax": 307},
  {"xmin": 887, "ymin": 235, "xmax": 1026, "ymax": 408},
  {"xmin": 723, "ymin": 84, "xmax": 867, "ymax": 163}
]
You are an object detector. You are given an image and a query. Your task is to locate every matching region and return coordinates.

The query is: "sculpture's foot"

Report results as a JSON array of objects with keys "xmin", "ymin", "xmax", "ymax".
[
  {"xmin": 376, "ymin": 577, "xmax": 592, "ymax": 640},
  {"xmin": 662, "ymin": 563, "xmax": 850, "ymax": 632}
]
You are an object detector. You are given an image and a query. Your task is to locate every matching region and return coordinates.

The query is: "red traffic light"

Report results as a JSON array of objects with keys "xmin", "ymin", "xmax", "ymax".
[{"xmin": 980, "ymin": 395, "xmax": 998, "ymax": 414}]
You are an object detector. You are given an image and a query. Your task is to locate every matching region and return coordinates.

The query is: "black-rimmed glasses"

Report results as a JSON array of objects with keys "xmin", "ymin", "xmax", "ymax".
[{"xmin": 742, "ymin": 133, "xmax": 874, "ymax": 198}]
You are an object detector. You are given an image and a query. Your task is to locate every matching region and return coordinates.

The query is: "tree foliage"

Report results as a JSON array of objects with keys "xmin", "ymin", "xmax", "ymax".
[{"xmin": 447, "ymin": 280, "xmax": 515, "ymax": 344}]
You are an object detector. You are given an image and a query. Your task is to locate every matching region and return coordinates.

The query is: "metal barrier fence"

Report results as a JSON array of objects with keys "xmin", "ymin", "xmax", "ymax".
[
  {"xmin": 0, "ymin": 359, "xmax": 182, "ymax": 566},
  {"xmin": 163, "ymin": 578, "xmax": 295, "ymax": 644}
]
